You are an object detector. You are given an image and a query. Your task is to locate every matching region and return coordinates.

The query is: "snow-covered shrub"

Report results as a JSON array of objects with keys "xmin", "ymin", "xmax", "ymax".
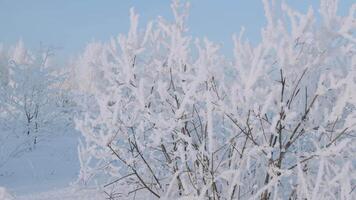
[
  {"xmin": 0, "ymin": 187, "xmax": 14, "ymax": 200},
  {"xmin": 0, "ymin": 41, "xmax": 74, "ymax": 167},
  {"xmin": 75, "ymin": 0, "xmax": 356, "ymax": 199}
]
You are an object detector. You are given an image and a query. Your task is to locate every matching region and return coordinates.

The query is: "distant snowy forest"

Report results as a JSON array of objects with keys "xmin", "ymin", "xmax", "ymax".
[{"xmin": 0, "ymin": 0, "xmax": 355, "ymax": 199}]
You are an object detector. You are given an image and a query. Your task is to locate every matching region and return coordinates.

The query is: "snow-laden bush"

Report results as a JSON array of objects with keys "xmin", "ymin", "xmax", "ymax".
[
  {"xmin": 0, "ymin": 187, "xmax": 14, "ymax": 200},
  {"xmin": 0, "ymin": 41, "xmax": 74, "ymax": 167},
  {"xmin": 75, "ymin": 0, "xmax": 356, "ymax": 199}
]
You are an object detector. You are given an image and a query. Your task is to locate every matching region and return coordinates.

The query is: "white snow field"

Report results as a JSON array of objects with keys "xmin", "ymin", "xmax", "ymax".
[
  {"xmin": 0, "ymin": 132, "xmax": 107, "ymax": 199},
  {"xmin": 15, "ymin": 187, "xmax": 104, "ymax": 200},
  {"xmin": 0, "ymin": 132, "xmax": 80, "ymax": 197}
]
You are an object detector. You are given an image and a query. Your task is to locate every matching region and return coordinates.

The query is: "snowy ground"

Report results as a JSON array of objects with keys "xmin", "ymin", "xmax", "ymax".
[
  {"xmin": 0, "ymin": 187, "xmax": 105, "ymax": 200},
  {"xmin": 16, "ymin": 187, "xmax": 105, "ymax": 200},
  {"xmin": 0, "ymin": 131, "xmax": 82, "ymax": 198}
]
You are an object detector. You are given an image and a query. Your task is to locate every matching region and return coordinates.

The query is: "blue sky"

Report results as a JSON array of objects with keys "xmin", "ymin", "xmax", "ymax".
[{"xmin": 0, "ymin": 0, "xmax": 352, "ymax": 59}]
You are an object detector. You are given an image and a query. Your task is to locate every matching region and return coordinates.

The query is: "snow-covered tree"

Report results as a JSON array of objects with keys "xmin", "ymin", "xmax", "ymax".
[
  {"xmin": 0, "ymin": 41, "xmax": 74, "ymax": 167},
  {"xmin": 75, "ymin": 0, "xmax": 356, "ymax": 199},
  {"xmin": 0, "ymin": 187, "xmax": 14, "ymax": 200}
]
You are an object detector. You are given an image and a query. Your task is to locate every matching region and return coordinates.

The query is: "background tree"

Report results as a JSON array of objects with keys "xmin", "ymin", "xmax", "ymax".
[{"xmin": 0, "ymin": 41, "xmax": 74, "ymax": 167}]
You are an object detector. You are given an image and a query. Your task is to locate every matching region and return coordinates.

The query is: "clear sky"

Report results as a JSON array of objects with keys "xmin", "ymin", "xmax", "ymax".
[{"xmin": 0, "ymin": 0, "xmax": 352, "ymax": 59}]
